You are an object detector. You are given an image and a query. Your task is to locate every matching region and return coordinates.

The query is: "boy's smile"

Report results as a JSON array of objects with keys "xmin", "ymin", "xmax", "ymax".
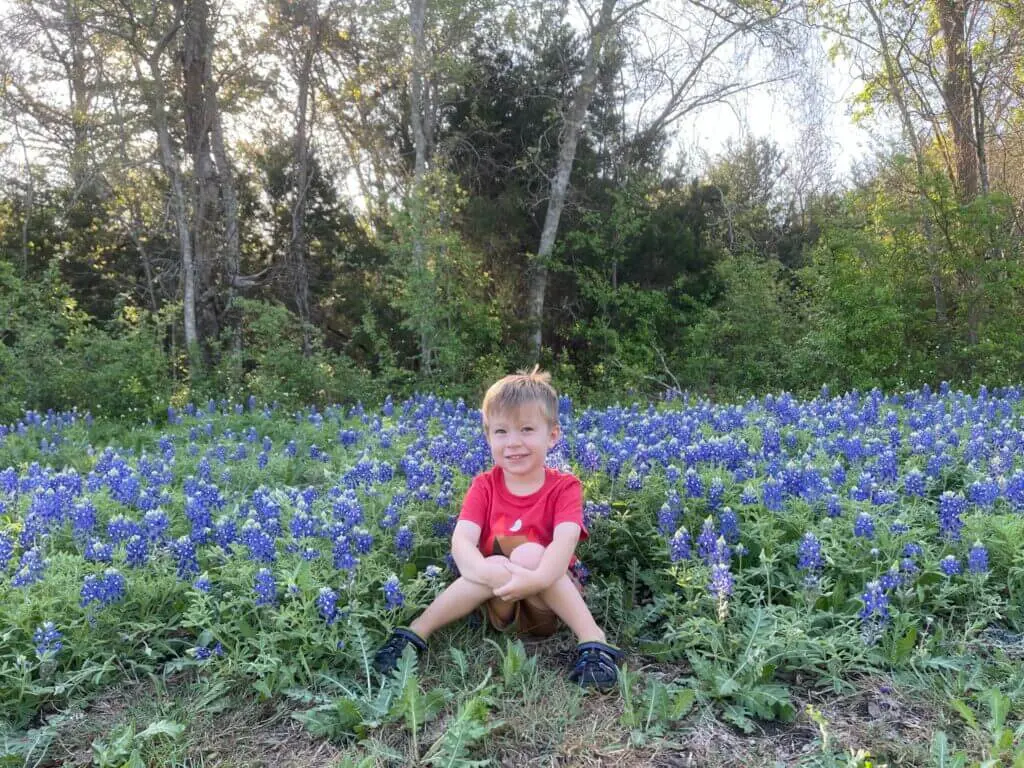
[{"xmin": 485, "ymin": 404, "xmax": 559, "ymax": 490}]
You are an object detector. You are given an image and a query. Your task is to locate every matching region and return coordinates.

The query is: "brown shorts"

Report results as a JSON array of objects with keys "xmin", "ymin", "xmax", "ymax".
[{"xmin": 482, "ymin": 573, "xmax": 584, "ymax": 637}]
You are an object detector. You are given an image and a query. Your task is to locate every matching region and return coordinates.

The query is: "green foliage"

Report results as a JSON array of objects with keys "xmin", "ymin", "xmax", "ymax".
[
  {"xmin": 387, "ymin": 171, "xmax": 506, "ymax": 394},
  {"xmin": 684, "ymin": 254, "xmax": 800, "ymax": 395},
  {"xmin": 198, "ymin": 297, "xmax": 376, "ymax": 408}
]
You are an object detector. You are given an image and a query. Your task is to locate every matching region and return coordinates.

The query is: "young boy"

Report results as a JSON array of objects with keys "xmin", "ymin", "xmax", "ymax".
[{"xmin": 373, "ymin": 368, "xmax": 623, "ymax": 689}]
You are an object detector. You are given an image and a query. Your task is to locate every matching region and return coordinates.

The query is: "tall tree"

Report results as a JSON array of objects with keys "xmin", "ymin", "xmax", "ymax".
[{"xmin": 524, "ymin": 0, "xmax": 794, "ymax": 360}]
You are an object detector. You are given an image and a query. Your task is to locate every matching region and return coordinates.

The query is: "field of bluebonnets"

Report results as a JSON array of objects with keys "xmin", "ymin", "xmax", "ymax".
[{"xmin": 2, "ymin": 385, "xmax": 1024, "ymax": 766}]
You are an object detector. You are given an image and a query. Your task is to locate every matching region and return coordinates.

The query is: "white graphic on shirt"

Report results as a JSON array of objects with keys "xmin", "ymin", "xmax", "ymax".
[{"xmin": 509, "ymin": 519, "xmax": 523, "ymax": 532}]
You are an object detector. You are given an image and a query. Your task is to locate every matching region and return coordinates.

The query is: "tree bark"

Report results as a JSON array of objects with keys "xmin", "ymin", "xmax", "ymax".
[
  {"xmin": 526, "ymin": 0, "xmax": 617, "ymax": 362},
  {"xmin": 936, "ymin": 0, "xmax": 979, "ymax": 203},
  {"xmin": 863, "ymin": 0, "xmax": 950, "ymax": 334},
  {"xmin": 409, "ymin": 0, "xmax": 433, "ymax": 373},
  {"xmin": 292, "ymin": 7, "xmax": 318, "ymax": 356}
]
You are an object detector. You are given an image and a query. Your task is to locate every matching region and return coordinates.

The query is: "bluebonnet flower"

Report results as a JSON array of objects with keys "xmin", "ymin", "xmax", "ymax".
[
  {"xmin": 383, "ymin": 575, "xmax": 404, "ymax": 610},
  {"xmin": 171, "ymin": 536, "xmax": 200, "ymax": 579},
  {"xmin": 239, "ymin": 519, "xmax": 276, "ymax": 563},
  {"xmin": 889, "ymin": 521, "xmax": 909, "ymax": 535},
  {"xmin": 70, "ymin": 501, "xmax": 97, "ymax": 536},
  {"xmin": 669, "ymin": 527, "xmax": 691, "ymax": 562},
  {"xmin": 125, "ymin": 535, "xmax": 148, "ymax": 568},
  {"xmin": 709, "ymin": 562, "xmax": 733, "ymax": 597},
  {"xmin": 394, "ymin": 525, "xmax": 414, "ymax": 561},
  {"xmin": 903, "ymin": 469, "xmax": 926, "ymax": 497},
  {"xmin": 194, "ymin": 574, "xmax": 212, "ymax": 592},
  {"xmin": 709, "ymin": 561, "xmax": 734, "ymax": 620},
  {"xmin": 333, "ymin": 536, "xmax": 358, "ymax": 572},
  {"xmin": 0, "ymin": 532, "xmax": 13, "ymax": 572},
  {"xmin": 968, "ymin": 479, "xmax": 999, "ymax": 509},
  {"xmin": 33, "ymin": 621, "xmax": 63, "ymax": 658},
  {"xmin": 879, "ymin": 563, "xmax": 901, "ymax": 591},
  {"xmin": 708, "ymin": 477, "xmax": 725, "ymax": 511},
  {"xmin": 685, "ymin": 469, "xmax": 703, "ymax": 498},
  {"xmin": 317, "ymin": 587, "xmax": 340, "ymax": 625},
  {"xmin": 967, "ymin": 542, "xmax": 989, "ymax": 574},
  {"xmin": 938, "ymin": 491, "xmax": 966, "ymax": 540},
  {"xmin": 696, "ymin": 517, "xmax": 718, "ymax": 564},
  {"xmin": 657, "ymin": 503, "xmax": 678, "ymax": 536},
  {"xmin": 859, "ymin": 580, "xmax": 890, "ymax": 644},
  {"xmin": 853, "ymin": 513, "xmax": 875, "ymax": 540},
  {"xmin": 939, "ymin": 555, "xmax": 962, "ymax": 577},
  {"xmin": 12, "ymin": 548, "xmax": 47, "ymax": 587},
  {"xmin": 284, "ymin": 440, "xmax": 297, "ymax": 458},
  {"xmin": 84, "ymin": 537, "xmax": 114, "ymax": 564},
  {"xmin": 718, "ymin": 507, "xmax": 740, "ymax": 544},
  {"xmin": 740, "ymin": 485, "xmax": 758, "ymax": 505},
  {"xmin": 624, "ymin": 470, "xmax": 643, "ymax": 491},
  {"xmin": 424, "ymin": 564, "xmax": 443, "ymax": 579},
  {"xmin": 143, "ymin": 509, "xmax": 170, "ymax": 542},
  {"xmin": 80, "ymin": 568, "xmax": 127, "ymax": 607},
  {"xmin": 903, "ymin": 542, "xmax": 924, "ymax": 559},
  {"xmin": 797, "ymin": 532, "xmax": 823, "ymax": 583},
  {"xmin": 826, "ymin": 495, "xmax": 843, "ymax": 518},
  {"xmin": 352, "ymin": 528, "xmax": 374, "ymax": 555},
  {"xmin": 762, "ymin": 478, "xmax": 784, "ymax": 512},
  {"xmin": 254, "ymin": 568, "xmax": 277, "ymax": 606}
]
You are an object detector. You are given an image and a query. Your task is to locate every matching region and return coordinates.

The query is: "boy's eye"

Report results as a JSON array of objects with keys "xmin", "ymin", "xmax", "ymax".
[{"xmin": 493, "ymin": 428, "xmax": 506, "ymax": 435}]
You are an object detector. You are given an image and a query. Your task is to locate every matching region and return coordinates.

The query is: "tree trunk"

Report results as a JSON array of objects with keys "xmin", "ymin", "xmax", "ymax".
[
  {"xmin": 143, "ymin": 55, "xmax": 198, "ymax": 358},
  {"xmin": 526, "ymin": 0, "xmax": 617, "ymax": 362},
  {"xmin": 292, "ymin": 15, "xmax": 317, "ymax": 357},
  {"xmin": 863, "ymin": 0, "xmax": 950, "ymax": 336},
  {"xmin": 936, "ymin": 0, "xmax": 979, "ymax": 203},
  {"xmin": 409, "ymin": 0, "xmax": 433, "ymax": 374}
]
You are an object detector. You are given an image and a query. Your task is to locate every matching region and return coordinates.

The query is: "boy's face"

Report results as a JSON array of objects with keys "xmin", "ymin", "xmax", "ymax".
[{"xmin": 484, "ymin": 402, "xmax": 559, "ymax": 481}]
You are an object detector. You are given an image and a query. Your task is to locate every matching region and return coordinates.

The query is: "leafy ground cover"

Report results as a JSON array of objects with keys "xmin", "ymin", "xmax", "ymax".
[{"xmin": 1, "ymin": 386, "xmax": 1023, "ymax": 767}]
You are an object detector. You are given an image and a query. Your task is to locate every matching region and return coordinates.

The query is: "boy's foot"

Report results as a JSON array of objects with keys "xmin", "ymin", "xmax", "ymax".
[
  {"xmin": 373, "ymin": 627, "xmax": 427, "ymax": 674},
  {"xmin": 569, "ymin": 641, "xmax": 624, "ymax": 691}
]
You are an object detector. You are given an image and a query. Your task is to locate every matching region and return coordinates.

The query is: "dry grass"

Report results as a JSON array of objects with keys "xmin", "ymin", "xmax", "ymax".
[{"xmin": 22, "ymin": 653, "xmax": 972, "ymax": 768}]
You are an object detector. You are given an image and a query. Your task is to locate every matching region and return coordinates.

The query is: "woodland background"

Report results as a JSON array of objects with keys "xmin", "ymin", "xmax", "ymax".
[{"xmin": 1, "ymin": 0, "xmax": 1022, "ymax": 420}]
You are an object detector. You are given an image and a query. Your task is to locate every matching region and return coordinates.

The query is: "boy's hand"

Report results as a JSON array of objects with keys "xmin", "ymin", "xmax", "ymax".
[{"xmin": 493, "ymin": 564, "xmax": 545, "ymax": 602}]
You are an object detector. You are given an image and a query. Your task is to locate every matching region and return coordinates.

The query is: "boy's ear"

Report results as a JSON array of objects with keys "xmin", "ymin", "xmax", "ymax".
[{"xmin": 548, "ymin": 422, "xmax": 560, "ymax": 447}]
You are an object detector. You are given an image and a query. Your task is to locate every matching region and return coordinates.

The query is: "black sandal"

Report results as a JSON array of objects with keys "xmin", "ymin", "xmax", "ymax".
[
  {"xmin": 569, "ymin": 641, "xmax": 624, "ymax": 691},
  {"xmin": 373, "ymin": 627, "xmax": 427, "ymax": 674}
]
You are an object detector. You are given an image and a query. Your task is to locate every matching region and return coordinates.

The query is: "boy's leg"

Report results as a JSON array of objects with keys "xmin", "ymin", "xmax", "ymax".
[
  {"xmin": 505, "ymin": 544, "xmax": 606, "ymax": 644},
  {"xmin": 409, "ymin": 573, "xmax": 496, "ymax": 639}
]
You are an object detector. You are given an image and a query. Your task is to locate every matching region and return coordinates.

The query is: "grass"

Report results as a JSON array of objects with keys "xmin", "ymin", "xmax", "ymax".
[{"xmin": 9, "ymin": 623, "xmax": 1023, "ymax": 767}]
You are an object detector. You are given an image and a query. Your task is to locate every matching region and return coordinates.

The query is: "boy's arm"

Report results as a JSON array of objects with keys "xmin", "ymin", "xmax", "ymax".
[
  {"xmin": 451, "ymin": 520, "xmax": 510, "ymax": 589},
  {"xmin": 493, "ymin": 522, "xmax": 580, "ymax": 601}
]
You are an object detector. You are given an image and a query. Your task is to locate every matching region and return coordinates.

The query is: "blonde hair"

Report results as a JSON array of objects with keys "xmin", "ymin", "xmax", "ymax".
[{"xmin": 481, "ymin": 366, "xmax": 559, "ymax": 427}]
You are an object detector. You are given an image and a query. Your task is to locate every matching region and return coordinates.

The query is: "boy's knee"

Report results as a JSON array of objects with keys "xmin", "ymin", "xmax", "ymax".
[{"xmin": 509, "ymin": 542, "xmax": 545, "ymax": 569}]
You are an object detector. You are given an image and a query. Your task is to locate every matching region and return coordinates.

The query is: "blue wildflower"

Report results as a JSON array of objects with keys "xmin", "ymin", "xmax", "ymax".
[
  {"xmin": 317, "ymin": 587, "xmax": 339, "ymax": 625},
  {"xmin": 12, "ymin": 548, "xmax": 47, "ymax": 587},
  {"xmin": 669, "ymin": 527, "xmax": 691, "ymax": 562},
  {"xmin": 383, "ymin": 574, "xmax": 404, "ymax": 610},
  {"xmin": 718, "ymin": 507, "xmax": 740, "ymax": 544},
  {"xmin": 853, "ymin": 513, "xmax": 875, "ymax": 540},
  {"xmin": 938, "ymin": 492, "xmax": 966, "ymax": 540},
  {"xmin": 394, "ymin": 525, "xmax": 414, "ymax": 561},
  {"xmin": 124, "ymin": 535, "xmax": 148, "ymax": 568},
  {"xmin": 939, "ymin": 555, "xmax": 962, "ymax": 577},
  {"xmin": 33, "ymin": 621, "xmax": 63, "ymax": 658},
  {"xmin": 797, "ymin": 532, "xmax": 824, "ymax": 582},
  {"xmin": 254, "ymin": 568, "xmax": 277, "ymax": 606},
  {"xmin": 967, "ymin": 542, "xmax": 989, "ymax": 574},
  {"xmin": 696, "ymin": 517, "xmax": 718, "ymax": 564}
]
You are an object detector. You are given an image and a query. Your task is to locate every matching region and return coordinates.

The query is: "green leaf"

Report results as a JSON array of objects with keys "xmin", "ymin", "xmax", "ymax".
[
  {"xmin": 136, "ymin": 720, "xmax": 185, "ymax": 741},
  {"xmin": 721, "ymin": 703, "xmax": 755, "ymax": 733},
  {"xmin": 948, "ymin": 698, "xmax": 977, "ymax": 730}
]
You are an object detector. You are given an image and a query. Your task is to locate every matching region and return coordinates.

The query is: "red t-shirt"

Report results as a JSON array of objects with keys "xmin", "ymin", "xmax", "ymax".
[{"xmin": 458, "ymin": 467, "xmax": 588, "ymax": 557}]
